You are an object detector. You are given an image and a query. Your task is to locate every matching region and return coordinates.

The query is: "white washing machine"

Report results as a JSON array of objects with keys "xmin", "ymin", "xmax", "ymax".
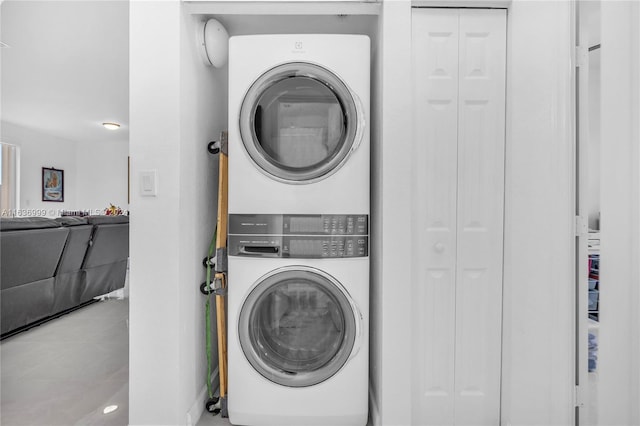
[
  {"xmin": 227, "ymin": 213, "xmax": 369, "ymax": 426},
  {"xmin": 228, "ymin": 34, "xmax": 370, "ymax": 215}
]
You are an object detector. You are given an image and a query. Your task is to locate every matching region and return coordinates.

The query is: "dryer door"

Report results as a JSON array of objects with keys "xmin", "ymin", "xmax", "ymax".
[
  {"xmin": 238, "ymin": 266, "xmax": 358, "ymax": 387},
  {"xmin": 239, "ymin": 62, "xmax": 363, "ymax": 183}
]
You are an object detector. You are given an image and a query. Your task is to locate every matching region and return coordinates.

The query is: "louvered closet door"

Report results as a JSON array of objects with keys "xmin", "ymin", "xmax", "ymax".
[{"xmin": 411, "ymin": 8, "xmax": 506, "ymax": 426}]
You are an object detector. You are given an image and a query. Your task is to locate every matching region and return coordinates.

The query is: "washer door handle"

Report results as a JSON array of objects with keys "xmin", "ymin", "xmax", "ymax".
[
  {"xmin": 348, "ymin": 89, "xmax": 366, "ymax": 155},
  {"xmin": 347, "ymin": 301, "xmax": 365, "ymax": 363}
]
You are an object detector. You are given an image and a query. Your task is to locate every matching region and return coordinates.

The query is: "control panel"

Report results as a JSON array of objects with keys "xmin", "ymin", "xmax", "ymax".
[{"xmin": 229, "ymin": 214, "xmax": 369, "ymax": 258}]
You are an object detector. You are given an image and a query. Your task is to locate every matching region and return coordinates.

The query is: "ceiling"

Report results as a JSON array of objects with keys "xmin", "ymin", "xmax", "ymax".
[{"xmin": 1, "ymin": 0, "xmax": 129, "ymax": 145}]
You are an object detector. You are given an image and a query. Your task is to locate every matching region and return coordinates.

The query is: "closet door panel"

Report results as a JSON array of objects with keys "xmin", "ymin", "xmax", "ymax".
[
  {"xmin": 455, "ymin": 9, "xmax": 506, "ymax": 426},
  {"xmin": 412, "ymin": 8, "xmax": 506, "ymax": 426},
  {"xmin": 411, "ymin": 8, "xmax": 459, "ymax": 426}
]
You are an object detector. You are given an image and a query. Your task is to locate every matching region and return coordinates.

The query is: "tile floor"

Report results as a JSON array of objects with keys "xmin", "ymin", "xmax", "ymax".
[
  {"xmin": 0, "ymin": 298, "xmax": 129, "ymax": 426},
  {"xmin": 0, "ymin": 294, "xmax": 235, "ymax": 426},
  {"xmin": 197, "ymin": 411, "xmax": 232, "ymax": 426}
]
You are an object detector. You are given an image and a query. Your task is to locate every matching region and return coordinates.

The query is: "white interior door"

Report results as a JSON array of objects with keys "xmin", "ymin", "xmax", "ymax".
[
  {"xmin": 411, "ymin": 8, "xmax": 507, "ymax": 426},
  {"xmin": 411, "ymin": 9, "xmax": 459, "ymax": 425}
]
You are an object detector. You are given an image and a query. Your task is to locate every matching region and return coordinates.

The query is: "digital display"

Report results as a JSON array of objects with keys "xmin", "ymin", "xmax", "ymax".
[
  {"xmin": 289, "ymin": 216, "xmax": 325, "ymax": 234},
  {"xmin": 289, "ymin": 239, "xmax": 324, "ymax": 256}
]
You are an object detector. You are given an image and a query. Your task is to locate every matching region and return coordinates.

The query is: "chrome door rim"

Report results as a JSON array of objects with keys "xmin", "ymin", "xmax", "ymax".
[
  {"xmin": 238, "ymin": 266, "xmax": 358, "ymax": 387},
  {"xmin": 239, "ymin": 62, "xmax": 363, "ymax": 184}
]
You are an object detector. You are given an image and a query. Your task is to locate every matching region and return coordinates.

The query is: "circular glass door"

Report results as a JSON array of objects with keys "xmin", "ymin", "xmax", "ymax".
[
  {"xmin": 238, "ymin": 267, "xmax": 357, "ymax": 387},
  {"xmin": 239, "ymin": 62, "xmax": 362, "ymax": 183}
]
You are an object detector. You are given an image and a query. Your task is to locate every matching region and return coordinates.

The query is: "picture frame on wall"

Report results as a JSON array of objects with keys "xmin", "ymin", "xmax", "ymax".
[{"xmin": 42, "ymin": 167, "xmax": 64, "ymax": 202}]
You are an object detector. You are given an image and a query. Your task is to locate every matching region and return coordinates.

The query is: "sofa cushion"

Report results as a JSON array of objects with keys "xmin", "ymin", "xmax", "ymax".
[
  {"xmin": 56, "ymin": 225, "xmax": 93, "ymax": 274},
  {"xmin": 82, "ymin": 223, "xmax": 129, "ymax": 268},
  {"xmin": 53, "ymin": 271, "xmax": 85, "ymax": 313},
  {"xmin": 0, "ymin": 217, "xmax": 61, "ymax": 231},
  {"xmin": 1, "ymin": 277, "xmax": 56, "ymax": 335},
  {"xmin": 81, "ymin": 261, "xmax": 127, "ymax": 302},
  {"xmin": 1, "ymin": 227, "xmax": 69, "ymax": 289},
  {"xmin": 86, "ymin": 215, "xmax": 129, "ymax": 225}
]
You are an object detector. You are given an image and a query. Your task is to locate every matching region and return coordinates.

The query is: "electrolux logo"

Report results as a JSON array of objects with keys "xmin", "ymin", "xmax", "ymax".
[{"xmin": 292, "ymin": 41, "xmax": 306, "ymax": 54}]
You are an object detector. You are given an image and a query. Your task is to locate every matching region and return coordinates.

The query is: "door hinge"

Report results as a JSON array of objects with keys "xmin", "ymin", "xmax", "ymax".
[
  {"xmin": 575, "ymin": 215, "xmax": 588, "ymax": 237},
  {"xmin": 575, "ymin": 45, "xmax": 588, "ymax": 68},
  {"xmin": 574, "ymin": 385, "xmax": 585, "ymax": 407}
]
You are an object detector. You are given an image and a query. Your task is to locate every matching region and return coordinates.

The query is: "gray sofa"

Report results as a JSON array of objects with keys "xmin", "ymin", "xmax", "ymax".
[{"xmin": 1, "ymin": 215, "xmax": 129, "ymax": 337}]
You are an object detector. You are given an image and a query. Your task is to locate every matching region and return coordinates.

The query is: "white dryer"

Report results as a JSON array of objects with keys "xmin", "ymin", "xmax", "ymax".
[
  {"xmin": 228, "ymin": 34, "xmax": 370, "ymax": 215},
  {"xmin": 227, "ymin": 213, "xmax": 369, "ymax": 426}
]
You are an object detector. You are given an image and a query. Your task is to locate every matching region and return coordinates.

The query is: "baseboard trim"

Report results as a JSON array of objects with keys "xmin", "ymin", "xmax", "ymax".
[{"xmin": 187, "ymin": 367, "xmax": 219, "ymax": 426}]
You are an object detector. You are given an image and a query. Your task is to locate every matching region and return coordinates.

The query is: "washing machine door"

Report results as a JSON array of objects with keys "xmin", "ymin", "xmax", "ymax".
[
  {"xmin": 238, "ymin": 266, "xmax": 360, "ymax": 387},
  {"xmin": 239, "ymin": 62, "xmax": 364, "ymax": 183}
]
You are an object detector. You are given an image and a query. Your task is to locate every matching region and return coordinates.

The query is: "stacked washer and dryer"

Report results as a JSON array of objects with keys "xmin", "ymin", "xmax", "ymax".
[{"xmin": 226, "ymin": 34, "xmax": 370, "ymax": 426}]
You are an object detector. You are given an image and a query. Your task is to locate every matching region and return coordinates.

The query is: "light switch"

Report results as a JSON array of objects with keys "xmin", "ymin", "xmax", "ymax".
[{"xmin": 140, "ymin": 170, "xmax": 157, "ymax": 196}]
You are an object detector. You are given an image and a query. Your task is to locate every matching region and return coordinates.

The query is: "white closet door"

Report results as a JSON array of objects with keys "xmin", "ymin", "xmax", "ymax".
[
  {"xmin": 411, "ymin": 8, "xmax": 506, "ymax": 426},
  {"xmin": 454, "ymin": 9, "xmax": 506, "ymax": 426},
  {"xmin": 411, "ymin": 9, "xmax": 459, "ymax": 426}
]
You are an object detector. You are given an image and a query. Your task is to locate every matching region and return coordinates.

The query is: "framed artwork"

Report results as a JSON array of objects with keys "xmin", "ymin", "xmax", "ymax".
[{"xmin": 42, "ymin": 167, "xmax": 64, "ymax": 202}]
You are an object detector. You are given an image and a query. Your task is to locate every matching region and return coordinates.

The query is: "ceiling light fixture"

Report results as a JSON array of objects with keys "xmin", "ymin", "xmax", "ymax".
[
  {"xmin": 102, "ymin": 122, "xmax": 121, "ymax": 130},
  {"xmin": 103, "ymin": 405, "xmax": 119, "ymax": 414}
]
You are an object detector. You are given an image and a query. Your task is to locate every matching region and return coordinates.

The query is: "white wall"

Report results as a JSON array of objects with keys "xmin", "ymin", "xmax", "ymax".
[
  {"xmin": 583, "ymin": 0, "xmax": 601, "ymax": 230},
  {"xmin": 370, "ymin": 2, "xmax": 412, "ymax": 426},
  {"xmin": 636, "ymin": 3, "xmax": 640, "ymax": 419},
  {"xmin": 178, "ymin": 10, "xmax": 225, "ymax": 426},
  {"xmin": 501, "ymin": 2, "xmax": 574, "ymax": 424},
  {"xmin": 1, "ymin": 121, "xmax": 78, "ymax": 215},
  {"xmin": 129, "ymin": 1, "xmax": 183, "ymax": 424},
  {"xmin": 587, "ymin": 48, "xmax": 601, "ymax": 230},
  {"xmin": 598, "ymin": 2, "xmax": 640, "ymax": 425},
  {"xmin": 75, "ymin": 140, "xmax": 129, "ymax": 213},
  {"xmin": 129, "ymin": 1, "xmax": 224, "ymax": 424},
  {"xmin": 636, "ymin": 4, "xmax": 640, "ymax": 421}
]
